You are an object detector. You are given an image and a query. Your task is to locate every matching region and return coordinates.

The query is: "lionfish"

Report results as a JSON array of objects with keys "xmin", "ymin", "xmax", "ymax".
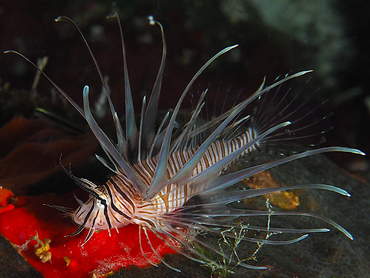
[{"xmin": 5, "ymin": 13, "xmax": 364, "ymax": 273}]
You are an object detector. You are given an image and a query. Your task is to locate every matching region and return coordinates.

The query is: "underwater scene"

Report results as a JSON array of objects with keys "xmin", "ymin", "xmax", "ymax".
[{"xmin": 0, "ymin": 1, "xmax": 369, "ymax": 278}]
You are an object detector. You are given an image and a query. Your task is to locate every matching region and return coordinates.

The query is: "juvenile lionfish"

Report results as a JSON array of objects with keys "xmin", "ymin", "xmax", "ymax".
[{"xmin": 5, "ymin": 13, "xmax": 364, "ymax": 273}]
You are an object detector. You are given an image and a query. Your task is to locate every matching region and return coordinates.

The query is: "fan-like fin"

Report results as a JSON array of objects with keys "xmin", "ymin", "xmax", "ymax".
[
  {"xmin": 55, "ymin": 16, "xmax": 126, "ymax": 157},
  {"xmin": 160, "ymin": 214, "xmax": 330, "ymax": 234},
  {"xmin": 196, "ymin": 147, "xmax": 364, "ymax": 194},
  {"xmin": 170, "ymin": 89, "xmax": 208, "ymax": 153},
  {"xmin": 148, "ymin": 111, "xmax": 170, "ymax": 157},
  {"xmin": 83, "ymin": 86, "xmax": 147, "ymax": 196},
  {"xmin": 44, "ymin": 204, "xmax": 74, "ymax": 214},
  {"xmin": 146, "ymin": 45, "xmax": 239, "ymax": 200},
  {"xmin": 142, "ymin": 16, "xmax": 167, "ymax": 152},
  {"xmin": 107, "ymin": 12, "xmax": 138, "ymax": 154},
  {"xmin": 138, "ymin": 96, "xmax": 147, "ymax": 162},
  {"xmin": 191, "ymin": 184, "xmax": 350, "ymax": 206},
  {"xmin": 170, "ymin": 121, "xmax": 291, "ymax": 190},
  {"xmin": 95, "ymin": 154, "xmax": 119, "ymax": 174}
]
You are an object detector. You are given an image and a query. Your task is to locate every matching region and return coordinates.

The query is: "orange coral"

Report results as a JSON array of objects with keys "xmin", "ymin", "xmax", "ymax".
[{"xmin": 243, "ymin": 171, "xmax": 301, "ymax": 210}]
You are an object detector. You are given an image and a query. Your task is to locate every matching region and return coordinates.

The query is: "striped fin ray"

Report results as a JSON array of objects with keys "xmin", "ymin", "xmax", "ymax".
[
  {"xmin": 106, "ymin": 12, "xmax": 138, "ymax": 156},
  {"xmin": 138, "ymin": 96, "xmax": 147, "ymax": 162},
  {"xmin": 250, "ymin": 76, "xmax": 331, "ymax": 146},
  {"xmin": 170, "ymin": 89, "xmax": 208, "ymax": 153},
  {"xmin": 180, "ymin": 184, "xmax": 350, "ymax": 208},
  {"xmin": 161, "ymin": 147, "xmax": 362, "ymax": 207},
  {"xmin": 165, "ymin": 218, "xmax": 310, "ymax": 246},
  {"xmin": 159, "ymin": 211, "xmax": 331, "ymax": 234},
  {"xmin": 151, "ymin": 121, "xmax": 290, "ymax": 212},
  {"xmin": 145, "ymin": 44, "xmax": 239, "ymax": 200},
  {"xmin": 155, "ymin": 138, "xmax": 362, "ymax": 227},
  {"xmin": 83, "ymin": 86, "xmax": 147, "ymax": 196},
  {"xmin": 147, "ymin": 70, "xmax": 313, "ymax": 200},
  {"xmin": 172, "ymin": 201, "xmax": 353, "ymax": 240},
  {"xmin": 163, "ymin": 72, "xmax": 312, "ymax": 190},
  {"xmin": 164, "ymin": 99, "xmax": 254, "ymax": 186},
  {"xmin": 192, "ymin": 146, "xmax": 364, "ymax": 195},
  {"xmin": 141, "ymin": 17, "xmax": 167, "ymax": 154},
  {"xmin": 106, "ymin": 12, "xmax": 137, "ymax": 157},
  {"xmin": 167, "ymin": 121, "xmax": 291, "ymax": 191},
  {"xmin": 148, "ymin": 112, "xmax": 170, "ymax": 158},
  {"xmin": 55, "ymin": 16, "xmax": 128, "ymax": 159},
  {"xmin": 183, "ymin": 70, "xmax": 301, "ymax": 143}
]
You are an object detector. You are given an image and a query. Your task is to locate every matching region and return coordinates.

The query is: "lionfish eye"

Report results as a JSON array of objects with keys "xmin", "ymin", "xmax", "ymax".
[{"xmin": 100, "ymin": 199, "xmax": 107, "ymax": 206}]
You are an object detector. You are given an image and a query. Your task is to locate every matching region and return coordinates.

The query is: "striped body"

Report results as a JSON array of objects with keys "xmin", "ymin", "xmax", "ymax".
[
  {"xmin": 72, "ymin": 129, "xmax": 260, "ymax": 230},
  {"xmin": 153, "ymin": 128, "xmax": 259, "ymax": 213}
]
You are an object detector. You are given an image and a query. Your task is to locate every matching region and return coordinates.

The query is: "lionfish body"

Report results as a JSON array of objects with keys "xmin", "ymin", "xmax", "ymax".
[
  {"xmin": 70, "ymin": 130, "xmax": 259, "ymax": 232},
  {"xmin": 6, "ymin": 13, "xmax": 365, "ymax": 272}
]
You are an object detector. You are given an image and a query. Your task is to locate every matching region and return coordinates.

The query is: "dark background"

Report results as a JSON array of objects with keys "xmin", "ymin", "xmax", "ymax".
[{"xmin": 0, "ymin": 0, "xmax": 369, "ymax": 172}]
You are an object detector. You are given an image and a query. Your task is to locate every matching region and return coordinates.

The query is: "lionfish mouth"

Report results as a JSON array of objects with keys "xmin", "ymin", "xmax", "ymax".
[{"xmin": 4, "ymin": 12, "xmax": 365, "ymax": 275}]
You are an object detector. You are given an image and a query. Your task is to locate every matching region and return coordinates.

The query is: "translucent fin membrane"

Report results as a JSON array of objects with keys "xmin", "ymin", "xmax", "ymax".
[
  {"xmin": 83, "ymin": 86, "xmax": 147, "ymax": 195},
  {"xmin": 163, "ymin": 183, "xmax": 354, "ymax": 240},
  {"xmin": 190, "ymin": 147, "xmax": 364, "ymax": 196},
  {"xmin": 145, "ymin": 44, "xmax": 240, "ymax": 200},
  {"xmin": 142, "ymin": 16, "xmax": 168, "ymax": 153},
  {"xmin": 107, "ymin": 12, "xmax": 138, "ymax": 156},
  {"xmin": 250, "ymin": 77, "xmax": 332, "ymax": 147},
  {"xmin": 146, "ymin": 70, "xmax": 313, "ymax": 200},
  {"xmin": 55, "ymin": 16, "xmax": 127, "ymax": 158}
]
